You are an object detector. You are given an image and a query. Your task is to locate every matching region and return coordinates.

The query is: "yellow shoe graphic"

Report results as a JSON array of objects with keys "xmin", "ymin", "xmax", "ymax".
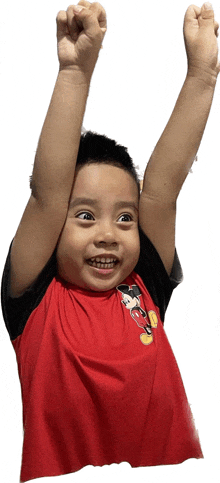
[
  {"xmin": 148, "ymin": 310, "xmax": 158, "ymax": 328},
  {"xmin": 140, "ymin": 333, "xmax": 153, "ymax": 345}
]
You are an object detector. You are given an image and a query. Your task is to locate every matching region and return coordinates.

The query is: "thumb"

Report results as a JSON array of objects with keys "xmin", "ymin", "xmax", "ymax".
[
  {"xmin": 72, "ymin": 5, "xmax": 101, "ymax": 38},
  {"xmin": 199, "ymin": 2, "xmax": 215, "ymax": 25}
]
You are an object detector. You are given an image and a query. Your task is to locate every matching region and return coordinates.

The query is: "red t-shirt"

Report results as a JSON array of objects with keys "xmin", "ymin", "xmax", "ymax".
[{"xmin": 1, "ymin": 228, "xmax": 203, "ymax": 482}]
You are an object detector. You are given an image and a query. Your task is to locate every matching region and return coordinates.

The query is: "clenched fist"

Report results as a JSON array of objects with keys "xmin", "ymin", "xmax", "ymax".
[
  {"xmin": 57, "ymin": 1, "xmax": 107, "ymax": 80},
  {"xmin": 184, "ymin": 3, "xmax": 220, "ymax": 85}
]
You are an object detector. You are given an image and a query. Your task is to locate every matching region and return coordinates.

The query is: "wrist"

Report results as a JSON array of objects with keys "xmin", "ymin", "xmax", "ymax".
[
  {"xmin": 187, "ymin": 60, "xmax": 218, "ymax": 89},
  {"xmin": 58, "ymin": 65, "xmax": 92, "ymax": 87}
]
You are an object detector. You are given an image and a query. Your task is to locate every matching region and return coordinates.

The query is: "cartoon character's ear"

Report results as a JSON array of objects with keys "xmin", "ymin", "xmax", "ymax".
[
  {"xmin": 117, "ymin": 284, "xmax": 130, "ymax": 295},
  {"xmin": 132, "ymin": 285, "xmax": 142, "ymax": 297}
]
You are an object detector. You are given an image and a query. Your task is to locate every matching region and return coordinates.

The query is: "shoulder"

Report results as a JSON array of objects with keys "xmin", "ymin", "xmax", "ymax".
[
  {"xmin": 1, "ymin": 241, "xmax": 57, "ymax": 340},
  {"xmin": 133, "ymin": 226, "xmax": 183, "ymax": 322}
]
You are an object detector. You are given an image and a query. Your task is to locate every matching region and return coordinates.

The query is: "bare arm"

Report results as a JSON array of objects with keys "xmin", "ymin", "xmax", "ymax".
[
  {"xmin": 10, "ymin": 2, "xmax": 107, "ymax": 297},
  {"xmin": 139, "ymin": 3, "xmax": 219, "ymax": 275},
  {"xmin": 141, "ymin": 75, "xmax": 216, "ymax": 206},
  {"xmin": 31, "ymin": 71, "xmax": 90, "ymax": 206},
  {"xmin": 31, "ymin": 4, "xmax": 106, "ymax": 206}
]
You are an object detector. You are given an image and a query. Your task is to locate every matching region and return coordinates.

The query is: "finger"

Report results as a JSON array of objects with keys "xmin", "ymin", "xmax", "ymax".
[
  {"xmin": 183, "ymin": 4, "xmax": 201, "ymax": 41},
  {"xmin": 89, "ymin": 2, "xmax": 107, "ymax": 31},
  {"xmin": 184, "ymin": 4, "xmax": 201, "ymax": 25},
  {"xmin": 73, "ymin": 2, "xmax": 107, "ymax": 35},
  {"xmin": 78, "ymin": 0, "xmax": 91, "ymax": 7},
  {"xmin": 72, "ymin": 4, "xmax": 104, "ymax": 39},
  {"xmin": 183, "ymin": 5, "xmax": 201, "ymax": 38},
  {"xmin": 67, "ymin": 5, "xmax": 81, "ymax": 41},
  {"xmin": 200, "ymin": 2, "xmax": 214, "ymax": 19},
  {"xmin": 56, "ymin": 10, "xmax": 69, "ymax": 41},
  {"xmin": 68, "ymin": 2, "xmax": 93, "ymax": 36},
  {"xmin": 198, "ymin": 3, "xmax": 215, "ymax": 27}
]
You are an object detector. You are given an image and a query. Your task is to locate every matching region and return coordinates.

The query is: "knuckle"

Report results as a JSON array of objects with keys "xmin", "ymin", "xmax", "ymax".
[
  {"xmin": 90, "ymin": 2, "xmax": 106, "ymax": 14},
  {"xmin": 67, "ymin": 4, "xmax": 73, "ymax": 12},
  {"xmin": 91, "ymin": 2, "xmax": 101, "ymax": 8},
  {"xmin": 56, "ymin": 10, "xmax": 66, "ymax": 21},
  {"xmin": 95, "ymin": 29, "xmax": 103, "ymax": 40}
]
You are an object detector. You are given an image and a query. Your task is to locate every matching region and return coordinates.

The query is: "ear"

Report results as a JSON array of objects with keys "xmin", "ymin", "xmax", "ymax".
[
  {"xmin": 132, "ymin": 285, "xmax": 142, "ymax": 297},
  {"xmin": 117, "ymin": 284, "xmax": 130, "ymax": 294}
]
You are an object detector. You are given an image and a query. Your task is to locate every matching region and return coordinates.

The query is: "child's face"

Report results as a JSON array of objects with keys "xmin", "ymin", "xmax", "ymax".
[{"xmin": 56, "ymin": 163, "xmax": 140, "ymax": 292}]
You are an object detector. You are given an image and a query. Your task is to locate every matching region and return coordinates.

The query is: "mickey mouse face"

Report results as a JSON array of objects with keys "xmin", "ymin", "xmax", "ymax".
[{"xmin": 121, "ymin": 293, "xmax": 140, "ymax": 309}]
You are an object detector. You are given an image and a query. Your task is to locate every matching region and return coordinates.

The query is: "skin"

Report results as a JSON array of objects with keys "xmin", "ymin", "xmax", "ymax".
[
  {"xmin": 56, "ymin": 163, "xmax": 140, "ymax": 291},
  {"xmin": 9, "ymin": 2, "xmax": 220, "ymax": 298}
]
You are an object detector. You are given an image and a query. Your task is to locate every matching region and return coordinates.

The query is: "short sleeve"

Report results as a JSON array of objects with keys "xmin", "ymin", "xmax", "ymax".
[
  {"xmin": 169, "ymin": 250, "xmax": 183, "ymax": 288},
  {"xmin": 1, "ymin": 241, "xmax": 57, "ymax": 341},
  {"xmin": 134, "ymin": 227, "xmax": 183, "ymax": 322}
]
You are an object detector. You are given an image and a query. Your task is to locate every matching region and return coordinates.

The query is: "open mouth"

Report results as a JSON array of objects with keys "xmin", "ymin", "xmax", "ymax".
[{"xmin": 87, "ymin": 257, "xmax": 118, "ymax": 269}]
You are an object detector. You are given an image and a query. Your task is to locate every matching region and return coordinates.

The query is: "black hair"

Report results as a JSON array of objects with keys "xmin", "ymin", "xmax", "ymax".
[
  {"xmin": 30, "ymin": 131, "xmax": 140, "ymax": 194},
  {"xmin": 76, "ymin": 131, "xmax": 140, "ymax": 191}
]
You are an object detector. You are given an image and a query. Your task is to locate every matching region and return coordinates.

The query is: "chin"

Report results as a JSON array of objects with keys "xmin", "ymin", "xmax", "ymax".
[{"xmin": 84, "ymin": 273, "xmax": 130, "ymax": 292}]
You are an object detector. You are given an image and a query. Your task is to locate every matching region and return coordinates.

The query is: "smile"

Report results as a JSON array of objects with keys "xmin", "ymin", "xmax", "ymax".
[{"xmin": 87, "ymin": 257, "xmax": 118, "ymax": 269}]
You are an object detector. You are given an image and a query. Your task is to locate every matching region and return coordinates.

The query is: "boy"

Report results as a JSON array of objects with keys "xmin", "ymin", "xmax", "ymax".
[{"xmin": 1, "ymin": 1, "xmax": 219, "ymax": 482}]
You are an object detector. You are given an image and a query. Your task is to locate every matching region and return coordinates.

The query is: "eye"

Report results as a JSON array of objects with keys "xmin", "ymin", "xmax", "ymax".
[
  {"xmin": 76, "ymin": 211, "xmax": 95, "ymax": 221},
  {"xmin": 117, "ymin": 213, "xmax": 133, "ymax": 222}
]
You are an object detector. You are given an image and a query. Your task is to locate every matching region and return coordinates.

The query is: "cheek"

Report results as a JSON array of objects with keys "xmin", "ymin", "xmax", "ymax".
[
  {"xmin": 56, "ymin": 224, "xmax": 88, "ymax": 282},
  {"xmin": 125, "ymin": 231, "xmax": 140, "ymax": 269},
  {"xmin": 57, "ymin": 223, "xmax": 85, "ymax": 259}
]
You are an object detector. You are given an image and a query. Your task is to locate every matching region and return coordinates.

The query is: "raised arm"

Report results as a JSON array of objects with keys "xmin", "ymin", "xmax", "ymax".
[
  {"xmin": 31, "ymin": 2, "xmax": 106, "ymax": 206},
  {"xmin": 139, "ymin": 3, "xmax": 219, "ymax": 275},
  {"xmin": 9, "ymin": 1, "xmax": 106, "ymax": 297}
]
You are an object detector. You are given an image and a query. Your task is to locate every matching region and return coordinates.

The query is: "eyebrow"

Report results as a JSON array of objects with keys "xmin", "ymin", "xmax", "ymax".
[
  {"xmin": 69, "ymin": 197, "xmax": 98, "ymax": 209},
  {"xmin": 69, "ymin": 197, "xmax": 138, "ymax": 212},
  {"xmin": 115, "ymin": 201, "xmax": 139, "ymax": 213}
]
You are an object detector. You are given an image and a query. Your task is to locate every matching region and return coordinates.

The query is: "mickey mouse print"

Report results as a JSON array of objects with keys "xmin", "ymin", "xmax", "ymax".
[{"xmin": 117, "ymin": 284, "xmax": 158, "ymax": 345}]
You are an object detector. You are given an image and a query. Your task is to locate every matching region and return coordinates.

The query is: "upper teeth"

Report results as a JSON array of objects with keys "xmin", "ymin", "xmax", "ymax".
[{"xmin": 90, "ymin": 257, "xmax": 117, "ymax": 263}]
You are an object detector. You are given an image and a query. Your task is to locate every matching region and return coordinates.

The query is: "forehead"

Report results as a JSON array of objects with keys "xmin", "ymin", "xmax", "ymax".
[{"xmin": 71, "ymin": 163, "xmax": 139, "ymax": 201}]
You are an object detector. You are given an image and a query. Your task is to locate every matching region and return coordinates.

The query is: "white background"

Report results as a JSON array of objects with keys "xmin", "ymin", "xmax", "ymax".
[{"xmin": 0, "ymin": 0, "xmax": 220, "ymax": 482}]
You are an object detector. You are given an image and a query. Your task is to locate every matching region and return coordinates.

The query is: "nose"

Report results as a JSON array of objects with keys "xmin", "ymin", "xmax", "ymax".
[{"xmin": 94, "ymin": 220, "xmax": 118, "ymax": 247}]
